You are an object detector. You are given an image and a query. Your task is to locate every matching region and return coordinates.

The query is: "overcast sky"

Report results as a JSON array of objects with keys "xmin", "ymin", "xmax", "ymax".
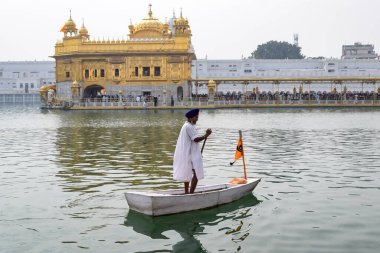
[{"xmin": 1, "ymin": 0, "xmax": 380, "ymax": 61}]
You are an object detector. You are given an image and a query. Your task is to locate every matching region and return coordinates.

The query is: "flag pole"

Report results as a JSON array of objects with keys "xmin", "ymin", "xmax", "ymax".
[{"xmin": 239, "ymin": 130, "xmax": 247, "ymax": 180}]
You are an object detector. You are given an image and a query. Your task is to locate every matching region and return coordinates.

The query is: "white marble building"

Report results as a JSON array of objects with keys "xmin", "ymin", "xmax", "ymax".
[
  {"xmin": 2, "ymin": 58, "xmax": 380, "ymax": 96},
  {"xmin": 342, "ymin": 43, "xmax": 377, "ymax": 59},
  {"xmin": 0, "ymin": 61, "xmax": 55, "ymax": 94},
  {"xmin": 192, "ymin": 58, "xmax": 380, "ymax": 93}
]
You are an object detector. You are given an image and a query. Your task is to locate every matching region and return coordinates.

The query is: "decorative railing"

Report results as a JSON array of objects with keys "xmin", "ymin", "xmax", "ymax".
[
  {"xmin": 0, "ymin": 94, "xmax": 40, "ymax": 104},
  {"xmin": 67, "ymin": 97, "xmax": 380, "ymax": 108}
]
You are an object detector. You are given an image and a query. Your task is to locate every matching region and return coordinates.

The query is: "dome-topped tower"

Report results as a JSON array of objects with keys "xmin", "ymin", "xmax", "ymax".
[
  {"xmin": 79, "ymin": 20, "xmax": 89, "ymax": 40},
  {"xmin": 174, "ymin": 9, "xmax": 187, "ymax": 26},
  {"xmin": 173, "ymin": 9, "xmax": 191, "ymax": 36},
  {"xmin": 60, "ymin": 11, "xmax": 78, "ymax": 38},
  {"xmin": 129, "ymin": 4, "xmax": 169, "ymax": 39}
]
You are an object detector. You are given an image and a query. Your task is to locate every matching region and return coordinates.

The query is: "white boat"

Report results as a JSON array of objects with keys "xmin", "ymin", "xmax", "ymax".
[{"xmin": 124, "ymin": 178, "xmax": 261, "ymax": 216}]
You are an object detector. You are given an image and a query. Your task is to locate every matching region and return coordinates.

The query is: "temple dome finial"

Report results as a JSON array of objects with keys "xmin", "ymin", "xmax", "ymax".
[
  {"xmin": 79, "ymin": 19, "xmax": 89, "ymax": 38},
  {"xmin": 148, "ymin": 3, "xmax": 153, "ymax": 19}
]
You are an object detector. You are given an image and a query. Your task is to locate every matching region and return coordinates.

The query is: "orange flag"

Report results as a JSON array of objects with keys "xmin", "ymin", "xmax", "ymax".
[
  {"xmin": 229, "ymin": 130, "xmax": 247, "ymax": 181},
  {"xmin": 230, "ymin": 134, "xmax": 244, "ymax": 165},
  {"xmin": 234, "ymin": 135, "xmax": 243, "ymax": 161},
  {"xmin": 60, "ymin": 25, "xmax": 66, "ymax": 32}
]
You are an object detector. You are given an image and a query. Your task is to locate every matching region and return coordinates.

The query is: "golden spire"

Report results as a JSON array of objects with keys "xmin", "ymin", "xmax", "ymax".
[
  {"xmin": 80, "ymin": 18, "xmax": 86, "ymax": 30},
  {"xmin": 143, "ymin": 3, "xmax": 157, "ymax": 21},
  {"xmin": 79, "ymin": 19, "xmax": 89, "ymax": 38},
  {"xmin": 174, "ymin": 7, "xmax": 188, "ymax": 29},
  {"xmin": 128, "ymin": 18, "xmax": 134, "ymax": 35},
  {"xmin": 148, "ymin": 3, "xmax": 153, "ymax": 19}
]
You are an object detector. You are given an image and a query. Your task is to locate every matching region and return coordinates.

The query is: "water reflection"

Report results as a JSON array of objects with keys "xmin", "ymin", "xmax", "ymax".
[
  {"xmin": 54, "ymin": 110, "xmax": 186, "ymax": 192},
  {"xmin": 1, "ymin": 106, "xmax": 380, "ymax": 252},
  {"xmin": 124, "ymin": 195, "xmax": 261, "ymax": 252}
]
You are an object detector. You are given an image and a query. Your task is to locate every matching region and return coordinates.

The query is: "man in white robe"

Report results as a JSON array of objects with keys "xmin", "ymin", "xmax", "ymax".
[{"xmin": 173, "ymin": 109, "xmax": 212, "ymax": 194}]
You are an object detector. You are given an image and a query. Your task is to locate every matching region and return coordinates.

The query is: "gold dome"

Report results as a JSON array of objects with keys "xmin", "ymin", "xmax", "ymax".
[
  {"xmin": 60, "ymin": 11, "xmax": 77, "ymax": 33},
  {"xmin": 208, "ymin": 79, "xmax": 216, "ymax": 88},
  {"xmin": 135, "ymin": 18, "xmax": 163, "ymax": 30},
  {"xmin": 40, "ymin": 85, "xmax": 56, "ymax": 93},
  {"xmin": 72, "ymin": 80, "xmax": 80, "ymax": 87},
  {"xmin": 136, "ymin": 5, "xmax": 163, "ymax": 29},
  {"xmin": 65, "ymin": 16, "xmax": 77, "ymax": 31},
  {"xmin": 174, "ymin": 9, "xmax": 188, "ymax": 26},
  {"xmin": 79, "ymin": 22, "xmax": 88, "ymax": 36},
  {"xmin": 173, "ymin": 8, "xmax": 191, "ymax": 36},
  {"xmin": 130, "ymin": 4, "xmax": 168, "ymax": 38},
  {"xmin": 174, "ymin": 16, "xmax": 188, "ymax": 26}
]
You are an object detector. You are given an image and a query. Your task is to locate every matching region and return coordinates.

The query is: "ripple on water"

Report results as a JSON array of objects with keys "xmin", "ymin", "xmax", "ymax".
[{"xmin": 1, "ymin": 106, "xmax": 380, "ymax": 252}]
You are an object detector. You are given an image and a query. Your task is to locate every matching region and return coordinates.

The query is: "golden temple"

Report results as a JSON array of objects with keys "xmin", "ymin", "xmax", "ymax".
[
  {"xmin": 53, "ymin": 4, "xmax": 195, "ymax": 99},
  {"xmin": 40, "ymin": 4, "xmax": 379, "ymax": 109}
]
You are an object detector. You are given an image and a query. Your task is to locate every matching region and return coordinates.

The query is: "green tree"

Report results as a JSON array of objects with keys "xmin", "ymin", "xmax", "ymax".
[{"xmin": 251, "ymin": 40, "xmax": 305, "ymax": 59}]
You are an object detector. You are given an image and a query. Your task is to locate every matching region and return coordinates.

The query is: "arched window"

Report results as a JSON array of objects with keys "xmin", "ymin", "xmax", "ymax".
[{"xmin": 115, "ymin": 69, "xmax": 120, "ymax": 77}]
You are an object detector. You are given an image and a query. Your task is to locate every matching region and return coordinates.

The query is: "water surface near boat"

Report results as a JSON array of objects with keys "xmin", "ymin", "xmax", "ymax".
[{"xmin": 0, "ymin": 106, "xmax": 379, "ymax": 252}]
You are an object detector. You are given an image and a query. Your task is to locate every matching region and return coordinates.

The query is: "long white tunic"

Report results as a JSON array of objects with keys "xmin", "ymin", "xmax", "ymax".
[{"xmin": 173, "ymin": 122, "xmax": 204, "ymax": 182}]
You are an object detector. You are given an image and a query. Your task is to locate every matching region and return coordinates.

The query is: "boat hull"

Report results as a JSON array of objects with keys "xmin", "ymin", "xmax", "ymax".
[{"xmin": 124, "ymin": 178, "xmax": 261, "ymax": 216}]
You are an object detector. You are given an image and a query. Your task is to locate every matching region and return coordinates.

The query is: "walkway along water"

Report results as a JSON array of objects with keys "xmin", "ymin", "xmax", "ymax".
[{"xmin": 41, "ymin": 96, "xmax": 380, "ymax": 110}]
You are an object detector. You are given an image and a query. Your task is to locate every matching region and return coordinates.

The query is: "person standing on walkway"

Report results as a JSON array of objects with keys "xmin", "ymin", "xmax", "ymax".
[{"xmin": 173, "ymin": 109, "xmax": 212, "ymax": 194}]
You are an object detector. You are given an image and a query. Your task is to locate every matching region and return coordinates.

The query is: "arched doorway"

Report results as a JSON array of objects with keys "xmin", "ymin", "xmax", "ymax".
[
  {"xmin": 83, "ymin": 85, "xmax": 103, "ymax": 98},
  {"xmin": 177, "ymin": 86, "xmax": 183, "ymax": 101}
]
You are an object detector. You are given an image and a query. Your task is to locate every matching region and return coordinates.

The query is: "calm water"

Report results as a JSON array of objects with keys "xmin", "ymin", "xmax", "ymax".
[{"xmin": 0, "ymin": 105, "xmax": 379, "ymax": 253}]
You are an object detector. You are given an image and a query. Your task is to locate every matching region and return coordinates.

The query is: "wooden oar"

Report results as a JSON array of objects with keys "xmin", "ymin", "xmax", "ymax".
[{"xmin": 201, "ymin": 137, "xmax": 207, "ymax": 154}]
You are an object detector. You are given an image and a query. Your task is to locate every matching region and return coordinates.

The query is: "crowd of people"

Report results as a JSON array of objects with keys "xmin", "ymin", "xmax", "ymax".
[
  {"xmin": 192, "ymin": 89, "xmax": 380, "ymax": 102},
  {"xmin": 81, "ymin": 88, "xmax": 380, "ymax": 106},
  {"xmin": 83, "ymin": 93, "xmax": 176, "ymax": 106}
]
